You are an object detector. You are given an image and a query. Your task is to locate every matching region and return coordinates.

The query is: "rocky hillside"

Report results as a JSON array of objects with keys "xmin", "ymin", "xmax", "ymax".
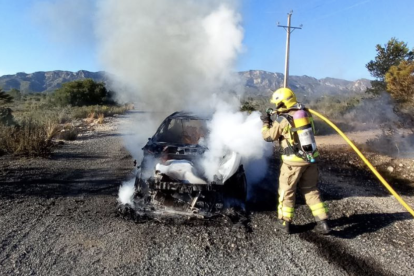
[
  {"xmin": 0, "ymin": 69, "xmax": 371, "ymax": 97},
  {"xmin": 240, "ymin": 70, "xmax": 371, "ymax": 98},
  {"xmin": 0, "ymin": 70, "xmax": 108, "ymax": 94}
]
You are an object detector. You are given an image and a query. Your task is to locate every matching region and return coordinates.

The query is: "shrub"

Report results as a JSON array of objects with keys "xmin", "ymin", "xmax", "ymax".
[
  {"xmin": 0, "ymin": 118, "xmax": 52, "ymax": 157},
  {"xmin": 45, "ymin": 120, "xmax": 60, "ymax": 141},
  {"xmin": 53, "ymin": 79, "xmax": 115, "ymax": 107},
  {"xmin": 71, "ymin": 105, "xmax": 128, "ymax": 120},
  {"xmin": 57, "ymin": 108, "xmax": 72, "ymax": 124},
  {"xmin": 97, "ymin": 113, "xmax": 104, "ymax": 124},
  {"xmin": 240, "ymin": 101, "xmax": 257, "ymax": 113},
  {"xmin": 58, "ymin": 124, "xmax": 78, "ymax": 141},
  {"xmin": 0, "ymin": 89, "xmax": 13, "ymax": 106},
  {"xmin": 85, "ymin": 112, "xmax": 96, "ymax": 124},
  {"xmin": 0, "ymin": 107, "xmax": 18, "ymax": 126},
  {"xmin": 71, "ymin": 107, "xmax": 90, "ymax": 119}
]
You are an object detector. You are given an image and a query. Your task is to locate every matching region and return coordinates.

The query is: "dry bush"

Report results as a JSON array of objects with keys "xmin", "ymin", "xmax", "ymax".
[
  {"xmin": 0, "ymin": 118, "xmax": 52, "ymax": 157},
  {"xmin": 70, "ymin": 105, "xmax": 128, "ymax": 120},
  {"xmin": 57, "ymin": 108, "xmax": 72, "ymax": 124},
  {"xmin": 103, "ymin": 106, "xmax": 128, "ymax": 116},
  {"xmin": 45, "ymin": 120, "xmax": 61, "ymax": 141},
  {"xmin": 71, "ymin": 107, "xmax": 90, "ymax": 119},
  {"xmin": 97, "ymin": 113, "xmax": 104, "ymax": 124},
  {"xmin": 58, "ymin": 124, "xmax": 78, "ymax": 141},
  {"xmin": 85, "ymin": 112, "xmax": 96, "ymax": 124}
]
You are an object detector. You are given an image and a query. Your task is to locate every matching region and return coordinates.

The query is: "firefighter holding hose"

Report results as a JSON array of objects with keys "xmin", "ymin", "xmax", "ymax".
[{"xmin": 261, "ymin": 87, "xmax": 331, "ymax": 234}]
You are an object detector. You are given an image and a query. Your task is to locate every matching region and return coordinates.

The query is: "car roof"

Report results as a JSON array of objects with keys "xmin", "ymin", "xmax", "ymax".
[{"xmin": 167, "ymin": 111, "xmax": 211, "ymax": 120}]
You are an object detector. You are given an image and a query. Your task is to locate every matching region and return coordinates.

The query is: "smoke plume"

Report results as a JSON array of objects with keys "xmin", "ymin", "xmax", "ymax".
[
  {"xmin": 118, "ymin": 179, "xmax": 135, "ymax": 207},
  {"xmin": 94, "ymin": 0, "xmax": 269, "ymax": 194},
  {"xmin": 201, "ymin": 102, "xmax": 269, "ymax": 181},
  {"xmin": 95, "ymin": 0, "xmax": 244, "ymax": 112},
  {"xmin": 31, "ymin": 0, "xmax": 95, "ymax": 46}
]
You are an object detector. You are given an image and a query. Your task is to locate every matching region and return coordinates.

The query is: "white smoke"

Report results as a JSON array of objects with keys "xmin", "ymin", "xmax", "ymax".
[
  {"xmin": 201, "ymin": 103, "xmax": 268, "ymax": 181},
  {"xmin": 95, "ymin": 0, "xmax": 244, "ymax": 113},
  {"xmin": 94, "ymin": 0, "xmax": 269, "ymax": 195},
  {"xmin": 31, "ymin": 0, "xmax": 95, "ymax": 46},
  {"xmin": 117, "ymin": 179, "xmax": 136, "ymax": 207},
  {"xmin": 118, "ymin": 111, "xmax": 168, "ymax": 161},
  {"xmin": 29, "ymin": 0, "xmax": 271, "ymax": 206}
]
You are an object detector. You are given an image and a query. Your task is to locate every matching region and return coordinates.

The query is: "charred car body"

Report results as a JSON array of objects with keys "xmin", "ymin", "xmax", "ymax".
[{"xmin": 131, "ymin": 111, "xmax": 247, "ymax": 218}]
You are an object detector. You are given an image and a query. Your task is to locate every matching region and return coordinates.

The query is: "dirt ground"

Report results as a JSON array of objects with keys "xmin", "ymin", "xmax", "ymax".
[{"xmin": 0, "ymin": 112, "xmax": 413, "ymax": 276}]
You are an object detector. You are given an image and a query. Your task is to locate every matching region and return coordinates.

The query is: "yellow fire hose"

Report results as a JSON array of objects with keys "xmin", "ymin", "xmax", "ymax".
[{"xmin": 307, "ymin": 108, "xmax": 414, "ymax": 218}]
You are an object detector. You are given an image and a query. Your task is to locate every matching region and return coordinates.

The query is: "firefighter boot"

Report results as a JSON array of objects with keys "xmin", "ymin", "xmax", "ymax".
[
  {"xmin": 314, "ymin": 219, "xmax": 331, "ymax": 235},
  {"xmin": 275, "ymin": 220, "xmax": 291, "ymax": 234}
]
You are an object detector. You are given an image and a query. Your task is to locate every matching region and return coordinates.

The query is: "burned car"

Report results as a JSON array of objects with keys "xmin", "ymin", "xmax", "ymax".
[{"xmin": 130, "ymin": 111, "xmax": 247, "ymax": 218}]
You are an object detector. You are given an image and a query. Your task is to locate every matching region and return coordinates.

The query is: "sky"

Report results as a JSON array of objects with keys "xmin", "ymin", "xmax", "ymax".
[{"xmin": 0, "ymin": 0, "xmax": 413, "ymax": 81}]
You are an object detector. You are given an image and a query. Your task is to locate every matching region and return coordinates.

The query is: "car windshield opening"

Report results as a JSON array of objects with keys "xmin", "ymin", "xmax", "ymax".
[{"xmin": 154, "ymin": 119, "xmax": 208, "ymax": 144}]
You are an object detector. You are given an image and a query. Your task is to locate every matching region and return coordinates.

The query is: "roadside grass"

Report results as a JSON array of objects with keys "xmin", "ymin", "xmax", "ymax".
[
  {"xmin": 71, "ymin": 105, "xmax": 130, "ymax": 120},
  {"xmin": 97, "ymin": 113, "xmax": 104, "ymax": 124},
  {"xmin": 0, "ymin": 104, "xmax": 131, "ymax": 157},
  {"xmin": 45, "ymin": 120, "xmax": 60, "ymax": 141},
  {"xmin": 58, "ymin": 124, "xmax": 78, "ymax": 141},
  {"xmin": 85, "ymin": 112, "xmax": 96, "ymax": 124},
  {"xmin": 0, "ymin": 117, "xmax": 53, "ymax": 157}
]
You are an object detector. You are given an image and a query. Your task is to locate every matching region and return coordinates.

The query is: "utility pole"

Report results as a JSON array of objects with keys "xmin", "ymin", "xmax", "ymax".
[{"xmin": 277, "ymin": 11, "xmax": 302, "ymax": 88}]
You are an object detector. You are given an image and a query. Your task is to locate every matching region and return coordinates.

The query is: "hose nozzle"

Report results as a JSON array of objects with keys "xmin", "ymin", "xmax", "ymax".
[{"xmin": 266, "ymin": 107, "xmax": 274, "ymax": 115}]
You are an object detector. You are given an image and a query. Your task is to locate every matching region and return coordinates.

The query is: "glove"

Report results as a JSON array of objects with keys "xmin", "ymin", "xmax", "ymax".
[{"xmin": 260, "ymin": 114, "xmax": 271, "ymax": 125}]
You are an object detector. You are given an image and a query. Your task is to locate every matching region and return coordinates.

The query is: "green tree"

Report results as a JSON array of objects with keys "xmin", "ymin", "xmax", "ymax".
[
  {"xmin": 366, "ymin": 38, "xmax": 414, "ymax": 94},
  {"xmin": 240, "ymin": 100, "xmax": 256, "ymax": 113},
  {"xmin": 385, "ymin": 60, "xmax": 414, "ymax": 104},
  {"xmin": 53, "ymin": 79, "xmax": 114, "ymax": 106},
  {"xmin": 7, "ymin": 88, "xmax": 22, "ymax": 101},
  {"xmin": 0, "ymin": 88, "xmax": 13, "ymax": 106}
]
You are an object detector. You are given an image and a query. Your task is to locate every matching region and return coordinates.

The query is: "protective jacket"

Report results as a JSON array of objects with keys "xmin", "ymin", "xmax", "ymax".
[
  {"xmin": 262, "ymin": 103, "xmax": 328, "ymax": 222},
  {"xmin": 262, "ymin": 105, "xmax": 319, "ymax": 166}
]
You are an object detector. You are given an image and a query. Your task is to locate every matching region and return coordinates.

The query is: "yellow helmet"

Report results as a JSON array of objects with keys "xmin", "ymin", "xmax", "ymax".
[{"xmin": 270, "ymin": 87, "xmax": 297, "ymax": 109}]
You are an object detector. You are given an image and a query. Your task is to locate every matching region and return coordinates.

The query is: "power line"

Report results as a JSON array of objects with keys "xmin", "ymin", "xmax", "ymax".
[{"xmin": 306, "ymin": 0, "xmax": 374, "ymax": 23}]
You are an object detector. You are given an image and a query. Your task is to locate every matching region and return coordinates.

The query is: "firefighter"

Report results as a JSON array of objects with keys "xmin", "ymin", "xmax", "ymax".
[{"xmin": 261, "ymin": 87, "xmax": 331, "ymax": 234}]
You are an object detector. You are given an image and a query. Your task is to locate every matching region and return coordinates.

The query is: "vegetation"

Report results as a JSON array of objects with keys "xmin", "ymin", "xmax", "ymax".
[
  {"xmin": 0, "ymin": 80, "xmax": 133, "ymax": 157},
  {"xmin": 70, "ymin": 105, "xmax": 130, "ymax": 119},
  {"xmin": 366, "ymin": 38, "xmax": 414, "ymax": 95},
  {"xmin": 58, "ymin": 124, "xmax": 78, "ymax": 141},
  {"xmin": 385, "ymin": 60, "xmax": 414, "ymax": 104},
  {"xmin": 0, "ymin": 107, "xmax": 18, "ymax": 126},
  {"xmin": 239, "ymin": 94, "xmax": 369, "ymax": 135},
  {"xmin": 365, "ymin": 38, "xmax": 414, "ymax": 125},
  {"xmin": 7, "ymin": 88, "xmax": 22, "ymax": 101},
  {"xmin": 53, "ymin": 79, "xmax": 115, "ymax": 107},
  {"xmin": 97, "ymin": 113, "xmax": 105, "ymax": 124},
  {"xmin": 0, "ymin": 88, "xmax": 14, "ymax": 106},
  {"xmin": 240, "ymin": 100, "xmax": 257, "ymax": 113},
  {"xmin": 0, "ymin": 118, "xmax": 53, "ymax": 157}
]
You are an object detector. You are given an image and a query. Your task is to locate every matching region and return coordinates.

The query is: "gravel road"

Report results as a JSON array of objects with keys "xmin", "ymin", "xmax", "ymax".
[{"xmin": 1, "ymin": 111, "xmax": 413, "ymax": 276}]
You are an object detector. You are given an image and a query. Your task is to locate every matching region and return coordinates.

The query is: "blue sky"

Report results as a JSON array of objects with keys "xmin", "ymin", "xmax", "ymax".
[{"xmin": 0, "ymin": 0, "xmax": 413, "ymax": 81}]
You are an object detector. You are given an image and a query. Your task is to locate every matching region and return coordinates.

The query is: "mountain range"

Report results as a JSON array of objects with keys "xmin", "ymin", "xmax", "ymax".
[{"xmin": 0, "ymin": 70, "xmax": 371, "ymax": 98}]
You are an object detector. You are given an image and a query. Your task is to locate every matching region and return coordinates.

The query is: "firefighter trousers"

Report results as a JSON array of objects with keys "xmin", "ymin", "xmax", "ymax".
[{"xmin": 278, "ymin": 162, "xmax": 328, "ymax": 222}]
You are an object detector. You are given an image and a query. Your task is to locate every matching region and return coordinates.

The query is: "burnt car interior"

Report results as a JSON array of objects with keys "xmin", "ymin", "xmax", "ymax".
[{"xmin": 153, "ymin": 116, "xmax": 209, "ymax": 145}]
